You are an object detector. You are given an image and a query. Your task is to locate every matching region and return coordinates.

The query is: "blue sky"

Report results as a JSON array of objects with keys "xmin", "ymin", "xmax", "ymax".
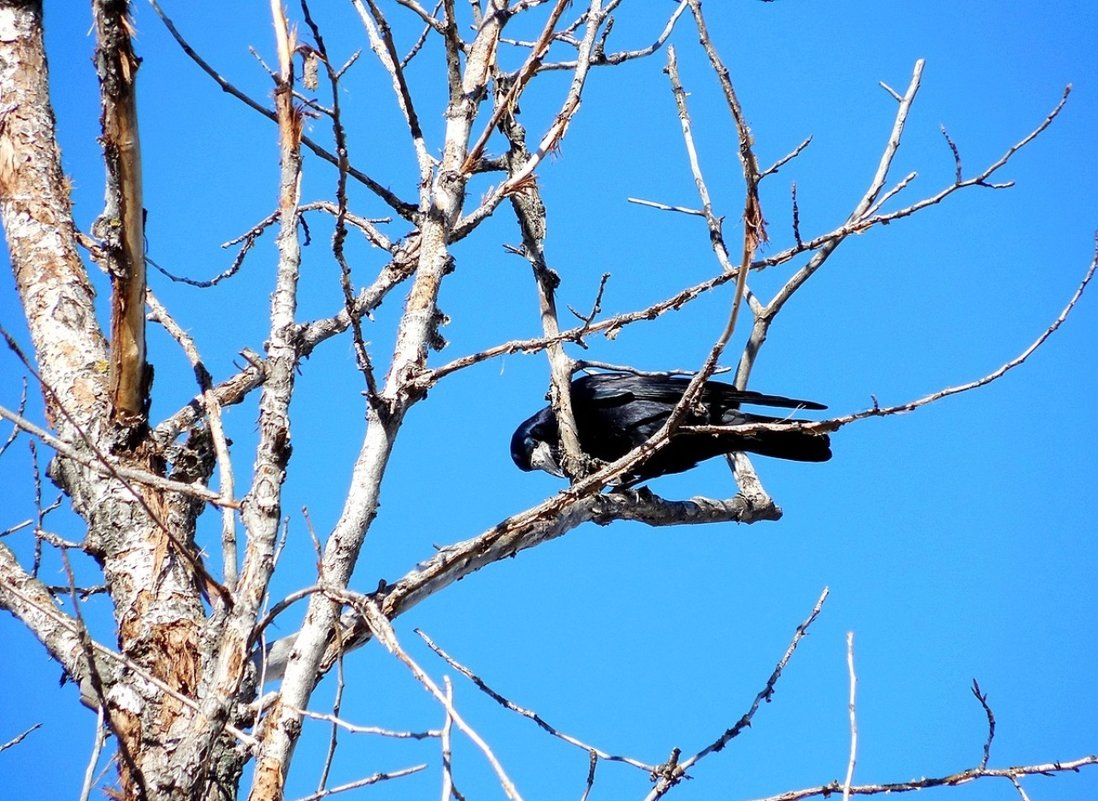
[{"xmin": 1, "ymin": 2, "xmax": 1096, "ymax": 799}]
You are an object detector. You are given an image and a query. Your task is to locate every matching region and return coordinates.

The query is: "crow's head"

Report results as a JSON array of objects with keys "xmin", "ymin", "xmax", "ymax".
[{"xmin": 510, "ymin": 407, "xmax": 566, "ymax": 477}]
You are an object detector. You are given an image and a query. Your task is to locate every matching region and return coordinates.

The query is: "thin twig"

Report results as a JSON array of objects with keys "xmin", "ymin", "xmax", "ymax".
[
  {"xmin": 417, "ymin": 629, "xmax": 657, "ymax": 772},
  {"xmin": 626, "ymin": 196, "xmax": 704, "ymax": 216},
  {"xmin": 289, "ymin": 765, "xmax": 429, "ymax": 801},
  {"xmin": 349, "ymin": 593, "xmax": 525, "ymax": 801},
  {"xmin": 791, "ymin": 181, "xmax": 803, "ymax": 248},
  {"xmin": 941, "ymin": 125, "xmax": 963, "ymax": 183},
  {"xmin": 0, "ymin": 376, "xmax": 27, "ymax": 458},
  {"xmin": 971, "ymin": 679, "xmax": 996, "ymax": 770},
  {"xmin": 580, "ymin": 750, "xmax": 598, "ymax": 801},
  {"xmin": 315, "ymin": 605, "xmax": 344, "ymax": 794},
  {"xmin": 761, "ymin": 136, "xmax": 812, "ymax": 178},
  {"xmin": 0, "ymin": 396, "xmax": 227, "ymax": 508},
  {"xmin": 879, "ymin": 80, "xmax": 902, "ymax": 102},
  {"xmin": 665, "ymin": 45, "xmax": 732, "ymax": 271},
  {"xmin": 285, "ymin": 705, "xmax": 440, "ymax": 739},
  {"xmin": 751, "ymin": 755, "xmax": 1098, "ymax": 801},
  {"xmin": 401, "ymin": 1, "xmax": 444, "ymax": 67},
  {"xmin": 0, "ymin": 723, "xmax": 40, "ymax": 753},
  {"xmin": 801, "ymin": 243, "xmax": 1097, "ymax": 434},
  {"xmin": 304, "ymin": 1, "xmax": 380, "ymax": 399},
  {"xmin": 862, "ymin": 170, "xmax": 918, "ymax": 219},
  {"xmin": 842, "ymin": 632, "xmax": 858, "ymax": 801},
  {"xmin": 78, "ymin": 705, "xmax": 106, "ymax": 801},
  {"xmin": 1009, "ymin": 775, "xmax": 1032, "ymax": 801},
  {"xmin": 567, "ymin": 272, "xmax": 611, "ymax": 326},
  {"xmin": 440, "ymin": 677, "xmax": 455, "ymax": 801},
  {"xmin": 646, "ymin": 587, "xmax": 831, "ymax": 799}
]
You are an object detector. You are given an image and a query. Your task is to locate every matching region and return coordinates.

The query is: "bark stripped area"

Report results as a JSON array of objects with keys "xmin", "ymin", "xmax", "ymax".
[{"xmin": 94, "ymin": 0, "xmax": 149, "ymax": 426}]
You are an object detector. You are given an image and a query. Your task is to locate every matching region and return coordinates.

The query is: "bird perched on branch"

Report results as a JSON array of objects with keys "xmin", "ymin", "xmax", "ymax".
[{"xmin": 511, "ymin": 372, "xmax": 831, "ymax": 484}]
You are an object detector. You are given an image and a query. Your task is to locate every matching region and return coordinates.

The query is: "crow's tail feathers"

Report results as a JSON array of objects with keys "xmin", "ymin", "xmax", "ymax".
[
  {"xmin": 737, "ymin": 429, "xmax": 832, "ymax": 462},
  {"xmin": 716, "ymin": 387, "xmax": 828, "ymax": 412}
]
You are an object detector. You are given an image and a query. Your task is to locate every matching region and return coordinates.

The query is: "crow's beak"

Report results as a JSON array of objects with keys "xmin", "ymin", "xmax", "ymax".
[{"xmin": 529, "ymin": 440, "xmax": 566, "ymax": 478}]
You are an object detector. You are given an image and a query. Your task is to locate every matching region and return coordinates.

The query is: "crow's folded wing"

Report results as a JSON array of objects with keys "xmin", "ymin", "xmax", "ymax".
[{"xmin": 573, "ymin": 373, "xmax": 826, "ymax": 411}]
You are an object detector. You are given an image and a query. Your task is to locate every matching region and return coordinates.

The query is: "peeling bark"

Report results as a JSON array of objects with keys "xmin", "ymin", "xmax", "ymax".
[{"xmin": 93, "ymin": 0, "xmax": 149, "ymax": 425}]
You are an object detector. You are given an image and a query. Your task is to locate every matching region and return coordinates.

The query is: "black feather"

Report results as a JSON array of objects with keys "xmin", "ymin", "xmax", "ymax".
[{"xmin": 511, "ymin": 373, "xmax": 831, "ymax": 483}]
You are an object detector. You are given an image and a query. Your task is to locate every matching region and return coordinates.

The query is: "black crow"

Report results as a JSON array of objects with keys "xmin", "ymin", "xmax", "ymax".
[{"xmin": 511, "ymin": 372, "xmax": 831, "ymax": 483}]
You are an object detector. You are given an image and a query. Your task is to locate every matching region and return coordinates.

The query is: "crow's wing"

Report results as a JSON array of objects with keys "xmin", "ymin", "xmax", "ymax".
[{"xmin": 574, "ymin": 373, "xmax": 827, "ymax": 411}]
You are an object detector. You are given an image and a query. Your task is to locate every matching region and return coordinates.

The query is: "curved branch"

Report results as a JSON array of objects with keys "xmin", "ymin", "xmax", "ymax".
[{"xmin": 261, "ymin": 482, "xmax": 779, "ymax": 682}]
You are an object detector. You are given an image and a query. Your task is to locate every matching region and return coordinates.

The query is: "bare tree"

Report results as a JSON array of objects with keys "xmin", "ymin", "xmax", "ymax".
[{"xmin": 0, "ymin": 2, "xmax": 1094, "ymax": 800}]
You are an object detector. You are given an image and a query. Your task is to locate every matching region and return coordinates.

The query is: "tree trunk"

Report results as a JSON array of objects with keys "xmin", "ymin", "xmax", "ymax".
[{"xmin": 0, "ymin": 3, "xmax": 233, "ymax": 798}]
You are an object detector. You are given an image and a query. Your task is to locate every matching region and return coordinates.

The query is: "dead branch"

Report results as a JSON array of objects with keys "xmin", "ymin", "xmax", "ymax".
[
  {"xmin": 645, "ymin": 588, "xmax": 830, "ymax": 799},
  {"xmin": 267, "ymin": 483, "xmax": 781, "ymax": 682},
  {"xmin": 0, "ymin": 401, "xmax": 226, "ymax": 506},
  {"xmin": 972, "ymin": 679, "xmax": 996, "ymax": 770},
  {"xmin": 351, "ymin": 0, "xmax": 432, "ymax": 187},
  {"xmin": 0, "ymin": 724, "xmax": 40, "ymax": 754},
  {"xmin": 288, "ymin": 764, "xmax": 429, "ymax": 801},
  {"xmin": 751, "ymin": 754, "xmax": 1098, "ymax": 801},
  {"xmin": 417, "ymin": 629, "xmax": 658, "ymax": 772},
  {"xmin": 347, "ymin": 590, "xmax": 524, "ymax": 801},
  {"xmin": 286, "ymin": 704, "xmax": 440, "ymax": 739},
  {"xmin": 843, "ymin": 633, "xmax": 859, "ymax": 801},
  {"xmin": 170, "ymin": 4, "xmax": 309, "ymax": 791},
  {"xmin": 802, "ymin": 243, "xmax": 1096, "ymax": 434}
]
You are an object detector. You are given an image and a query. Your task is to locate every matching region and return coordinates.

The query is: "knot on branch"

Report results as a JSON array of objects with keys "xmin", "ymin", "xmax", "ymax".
[
  {"xmin": 165, "ymin": 424, "xmax": 215, "ymax": 485},
  {"xmin": 651, "ymin": 746, "xmax": 687, "ymax": 787},
  {"xmin": 428, "ymin": 308, "xmax": 450, "ymax": 352},
  {"xmin": 392, "ymin": 231, "xmax": 421, "ymax": 269},
  {"xmin": 559, "ymin": 451, "xmax": 604, "ymax": 485}
]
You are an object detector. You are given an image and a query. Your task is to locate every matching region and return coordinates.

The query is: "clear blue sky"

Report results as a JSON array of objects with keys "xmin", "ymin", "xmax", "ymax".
[{"xmin": 1, "ymin": 2, "xmax": 1095, "ymax": 799}]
